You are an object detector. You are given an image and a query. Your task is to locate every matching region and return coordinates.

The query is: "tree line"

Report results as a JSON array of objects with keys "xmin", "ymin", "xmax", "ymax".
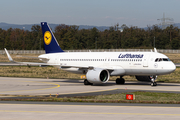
[{"xmin": 0, "ymin": 24, "xmax": 180, "ymax": 50}]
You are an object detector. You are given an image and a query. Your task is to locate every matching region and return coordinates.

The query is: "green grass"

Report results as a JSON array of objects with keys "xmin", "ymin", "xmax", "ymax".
[
  {"xmin": 0, "ymin": 66, "xmax": 180, "ymax": 82},
  {"xmin": 2, "ymin": 91, "xmax": 180, "ymax": 104},
  {"xmin": 70, "ymin": 91, "xmax": 180, "ymax": 103},
  {"xmin": 73, "ymin": 91, "xmax": 180, "ymax": 102}
]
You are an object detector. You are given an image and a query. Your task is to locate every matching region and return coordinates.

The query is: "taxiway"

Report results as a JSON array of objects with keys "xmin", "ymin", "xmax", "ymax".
[
  {"xmin": 0, "ymin": 101, "xmax": 180, "ymax": 120},
  {"xmin": 1, "ymin": 77, "xmax": 180, "ymax": 120},
  {"xmin": 0, "ymin": 77, "xmax": 180, "ymax": 98}
]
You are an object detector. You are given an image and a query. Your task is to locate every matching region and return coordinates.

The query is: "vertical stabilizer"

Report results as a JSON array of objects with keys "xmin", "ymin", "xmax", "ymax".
[{"xmin": 41, "ymin": 22, "xmax": 64, "ymax": 54}]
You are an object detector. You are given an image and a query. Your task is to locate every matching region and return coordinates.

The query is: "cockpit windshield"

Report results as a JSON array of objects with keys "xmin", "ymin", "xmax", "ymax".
[{"xmin": 155, "ymin": 58, "xmax": 171, "ymax": 62}]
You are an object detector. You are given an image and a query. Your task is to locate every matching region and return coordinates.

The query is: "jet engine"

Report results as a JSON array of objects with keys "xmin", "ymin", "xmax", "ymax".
[
  {"xmin": 135, "ymin": 76, "xmax": 157, "ymax": 82},
  {"xmin": 86, "ymin": 68, "xmax": 110, "ymax": 84}
]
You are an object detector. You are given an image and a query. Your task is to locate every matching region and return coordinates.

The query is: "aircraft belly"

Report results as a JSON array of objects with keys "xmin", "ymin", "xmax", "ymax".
[
  {"xmin": 110, "ymin": 69, "xmax": 125, "ymax": 76},
  {"xmin": 125, "ymin": 68, "xmax": 157, "ymax": 76}
]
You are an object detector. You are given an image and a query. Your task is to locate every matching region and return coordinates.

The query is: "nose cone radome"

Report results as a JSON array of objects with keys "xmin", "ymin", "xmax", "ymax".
[
  {"xmin": 167, "ymin": 62, "xmax": 176, "ymax": 73},
  {"xmin": 171, "ymin": 63, "xmax": 176, "ymax": 72},
  {"xmin": 161, "ymin": 62, "xmax": 176, "ymax": 75}
]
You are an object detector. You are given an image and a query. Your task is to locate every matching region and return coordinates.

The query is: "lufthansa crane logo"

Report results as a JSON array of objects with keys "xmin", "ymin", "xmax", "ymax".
[{"xmin": 44, "ymin": 31, "xmax": 52, "ymax": 45}]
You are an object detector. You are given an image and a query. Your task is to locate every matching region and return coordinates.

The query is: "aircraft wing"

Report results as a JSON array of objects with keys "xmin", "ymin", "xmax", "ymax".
[
  {"xmin": 4, "ymin": 48, "xmax": 114, "ymax": 71},
  {"xmin": 16, "ymin": 55, "xmax": 50, "ymax": 62},
  {"xmin": 4, "ymin": 48, "xmax": 53, "ymax": 66},
  {"xmin": 4, "ymin": 48, "xmax": 93, "ymax": 68}
]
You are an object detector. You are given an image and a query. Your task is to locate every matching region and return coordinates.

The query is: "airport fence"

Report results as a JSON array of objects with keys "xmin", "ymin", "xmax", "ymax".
[{"xmin": 0, "ymin": 49, "xmax": 180, "ymax": 54}]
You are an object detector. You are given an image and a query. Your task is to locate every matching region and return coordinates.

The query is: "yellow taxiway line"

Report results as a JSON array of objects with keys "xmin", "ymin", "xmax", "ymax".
[{"xmin": 0, "ymin": 81, "xmax": 60, "ymax": 93}]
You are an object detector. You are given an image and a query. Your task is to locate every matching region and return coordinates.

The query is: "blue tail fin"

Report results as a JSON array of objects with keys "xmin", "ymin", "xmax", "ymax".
[{"xmin": 41, "ymin": 22, "xmax": 64, "ymax": 54}]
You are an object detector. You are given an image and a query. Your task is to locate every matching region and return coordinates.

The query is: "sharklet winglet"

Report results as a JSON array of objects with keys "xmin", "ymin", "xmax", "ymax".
[{"xmin": 4, "ymin": 48, "xmax": 15, "ymax": 62}]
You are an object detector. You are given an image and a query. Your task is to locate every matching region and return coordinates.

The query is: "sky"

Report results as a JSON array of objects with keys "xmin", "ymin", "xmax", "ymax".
[{"xmin": 0, "ymin": 0, "xmax": 180, "ymax": 27}]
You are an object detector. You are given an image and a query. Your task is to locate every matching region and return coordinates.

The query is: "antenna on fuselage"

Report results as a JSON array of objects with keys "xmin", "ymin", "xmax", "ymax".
[
  {"xmin": 153, "ymin": 36, "xmax": 158, "ymax": 52},
  {"xmin": 154, "ymin": 48, "xmax": 157, "ymax": 53},
  {"xmin": 154, "ymin": 36, "xmax": 155, "ymax": 48}
]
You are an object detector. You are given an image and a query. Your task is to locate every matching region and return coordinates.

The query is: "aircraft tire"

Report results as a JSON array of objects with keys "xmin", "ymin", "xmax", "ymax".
[
  {"xmin": 151, "ymin": 82, "xmax": 157, "ymax": 86},
  {"xmin": 84, "ymin": 79, "xmax": 93, "ymax": 85},
  {"xmin": 116, "ymin": 78, "xmax": 125, "ymax": 84}
]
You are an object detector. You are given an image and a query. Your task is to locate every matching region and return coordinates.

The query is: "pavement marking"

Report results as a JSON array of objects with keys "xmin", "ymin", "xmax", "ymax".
[
  {"xmin": 52, "ymin": 82, "xmax": 180, "ymax": 95},
  {"xmin": 0, "ymin": 79, "xmax": 119, "ymax": 95},
  {"xmin": 123, "ymin": 87, "xmax": 180, "ymax": 92},
  {"xmin": 0, "ymin": 79, "xmax": 118, "ymax": 95},
  {"xmin": 51, "ymin": 86, "xmax": 180, "ymax": 96},
  {"xmin": 0, "ymin": 81, "xmax": 60, "ymax": 93},
  {"xmin": 53, "ymin": 88, "xmax": 119, "ymax": 95},
  {"xmin": 0, "ymin": 110, "xmax": 180, "ymax": 116},
  {"xmin": 1, "ymin": 78, "xmax": 180, "ymax": 96}
]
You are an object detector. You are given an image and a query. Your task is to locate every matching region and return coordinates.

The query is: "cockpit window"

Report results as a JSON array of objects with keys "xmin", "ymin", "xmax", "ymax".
[
  {"xmin": 155, "ymin": 58, "xmax": 159, "ymax": 62},
  {"xmin": 168, "ymin": 58, "xmax": 171, "ymax": 61},
  {"xmin": 163, "ymin": 58, "xmax": 168, "ymax": 61},
  {"xmin": 155, "ymin": 58, "xmax": 171, "ymax": 62}
]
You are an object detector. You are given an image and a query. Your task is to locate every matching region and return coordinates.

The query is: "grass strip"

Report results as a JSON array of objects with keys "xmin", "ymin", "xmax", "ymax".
[
  {"xmin": 0, "ymin": 66, "xmax": 180, "ymax": 82},
  {"xmin": 1, "ymin": 91, "xmax": 180, "ymax": 104}
]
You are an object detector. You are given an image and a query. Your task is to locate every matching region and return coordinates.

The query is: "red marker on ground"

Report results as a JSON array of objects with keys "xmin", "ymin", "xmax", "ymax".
[{"xmin": 126, "ymin": 94, "xmax": 135, "ymax": 100}]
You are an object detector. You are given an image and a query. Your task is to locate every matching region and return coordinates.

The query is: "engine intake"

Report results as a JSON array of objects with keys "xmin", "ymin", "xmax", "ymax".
[{"xmin": 86, "ymin": 68, "xmax": 110, "ymax": 84}]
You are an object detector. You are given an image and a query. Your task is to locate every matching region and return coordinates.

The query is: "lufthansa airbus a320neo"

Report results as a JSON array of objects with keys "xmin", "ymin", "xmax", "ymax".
[{"xmin": 5, "ymin": 22, "xmax": 176, "ymax": 86}]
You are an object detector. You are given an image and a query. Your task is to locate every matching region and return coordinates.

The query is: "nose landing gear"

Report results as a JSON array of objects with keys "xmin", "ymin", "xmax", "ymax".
[{"xmin": 150, "ymin": 75, "xmax": 157, "ymax": 86}]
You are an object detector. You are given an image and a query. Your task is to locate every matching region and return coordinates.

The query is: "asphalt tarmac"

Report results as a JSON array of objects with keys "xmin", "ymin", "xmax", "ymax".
[
  {"xmin": 0, "ymin": 77, "xmax": 180, "ymax": 98},
  {"xmin": 0, "ymin": 101, "xmax": 180, "ymax": 120},
  {"xmin": 1, "ymin": 77, "xmax": 180, "ymax": 120}
]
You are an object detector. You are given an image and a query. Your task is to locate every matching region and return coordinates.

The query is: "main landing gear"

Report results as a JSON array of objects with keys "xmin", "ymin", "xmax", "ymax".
[
  {"xmin": 116, "ymin": 76, "xmax": 125, "ymax": 84},
  {"xmin": 84, "ymin": 79, "xmax": 93, "ymax": 85},
  {"xmin": 150, "ymin": 76, "xmax": 157, "ymax": 86}
]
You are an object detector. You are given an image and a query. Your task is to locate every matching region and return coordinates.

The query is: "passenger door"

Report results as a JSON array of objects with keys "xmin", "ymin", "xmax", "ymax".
[{"xmin": 143, "ymin": 55, "xmax": 150, "ymax": 67}]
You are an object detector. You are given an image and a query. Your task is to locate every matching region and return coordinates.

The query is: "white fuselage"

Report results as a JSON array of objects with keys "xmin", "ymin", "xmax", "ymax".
[{"xmin": 38, "ymin": 51, "xmax": 176, "ymax": 76}]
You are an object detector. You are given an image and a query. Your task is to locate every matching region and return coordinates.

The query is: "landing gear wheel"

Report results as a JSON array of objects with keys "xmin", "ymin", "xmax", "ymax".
[
  {"xmin": 154, "ymin": 82, "xmax": 157, "ymax": 86},
  {"xmin": 84, "ymin": 79, "xmax": 93, "ymax": 85},
  {"xmin": 151, "ymin": 82, "xmax": 157, "ymax": 86},
  {"xmin": 116, "ymin": 78, "xmax": 120, "ymax": 84},
  {"xmin": 116, "ymin": 78, "xmax": 125, "ymax": 84},
  {"xmin": 150, "ymin": 75, "xmax": 157, "ymax": 86}
]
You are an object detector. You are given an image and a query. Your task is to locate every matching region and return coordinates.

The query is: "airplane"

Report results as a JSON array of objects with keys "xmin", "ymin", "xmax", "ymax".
[{"xmin": 4, "ymin": 22, "xmax": 176, "ymax": 86}]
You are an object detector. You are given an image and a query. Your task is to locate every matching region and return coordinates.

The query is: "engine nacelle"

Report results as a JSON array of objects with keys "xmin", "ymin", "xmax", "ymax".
[
  {"xmin": 86, "ymin": 68, "xmax": 110, "ymax": 84},
  {"xmin": 135, "ymin": 76, "xmax": 157, "ymax": 82}
]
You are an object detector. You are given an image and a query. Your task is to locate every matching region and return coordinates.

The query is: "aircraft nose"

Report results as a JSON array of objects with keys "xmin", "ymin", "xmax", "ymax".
[
  {"xmin": 173, "ymin": 63, "xmax": 176, "ymax": 71},
  {"xmin": 169, "ymin": 63, "xmax": 176, "ymax": 72}
]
